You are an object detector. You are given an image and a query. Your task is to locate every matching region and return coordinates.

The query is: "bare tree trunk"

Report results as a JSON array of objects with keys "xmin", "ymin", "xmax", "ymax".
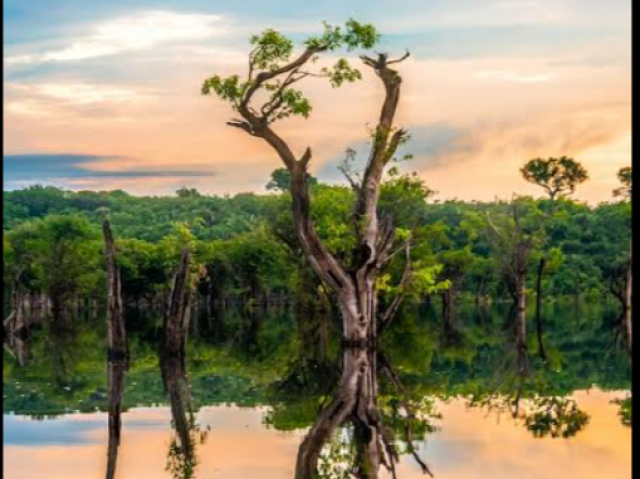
[
  {"xmin": 51, "ymin": 293, "xmax": 66, "ymax": 326},
  {"xmin": 163, "ymin": 248, "xmax": 193, "ymax": 357},
  {"xmin": 103, "ymin": 221, "xmax": 128, "ymax": 360},
  {"xmin": 516, "ymin": 272, "xmax": 527, "ymax": 354},
  {"xmin": 3, "ymin": 333, "xmax": 29, "ymax": 367},
  {"xmin": 442, "ymin": 285, "xmax": 458, "ymax": 334},
  {"xmin": 105, "ymin": 360, "xmax": 127, "ymax": 479},
  {"xmin": 535, "ymin": 258, "xmax": 547, "ymax": 360},
  {"xmin": 4, "ymin": 288, "xmax": 28, "ymax": 338},
  {"xmin": 625, "ymin": 240, "xmax": 632, "ymax": 352}
]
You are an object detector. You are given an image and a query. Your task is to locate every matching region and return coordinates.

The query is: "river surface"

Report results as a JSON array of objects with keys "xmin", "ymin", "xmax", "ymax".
[{"xmin": 3, "ymin": 303, "xmax": 632, "ymax": 479}]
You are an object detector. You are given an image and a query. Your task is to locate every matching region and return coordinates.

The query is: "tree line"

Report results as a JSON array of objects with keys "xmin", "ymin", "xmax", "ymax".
[
  {"xmin": 2, "ymin": 161, "xmax": 631, "ymax": 340},
  {"xmin": 3, "ymin": 19, "xmax": 633, "ymax": 360}
]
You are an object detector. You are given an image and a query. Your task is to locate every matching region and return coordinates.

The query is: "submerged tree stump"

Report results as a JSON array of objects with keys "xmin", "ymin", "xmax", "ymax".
[
  {"xmin": 163, "ymin": 248, "xmax": 193, "ymax": 357},
  {"xmin": 103, "ymin": 220, "xmax": 129, "ymax": 360}
]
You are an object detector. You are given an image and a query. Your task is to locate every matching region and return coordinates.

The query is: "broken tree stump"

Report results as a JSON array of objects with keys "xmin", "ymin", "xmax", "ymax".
[
  {"xmin": 103, "ymin": 220, "xmax": 129, "ymax": 360},
  {"xmin": 163, "ymin": 248, "xmax": 193, "ymax": 357}
]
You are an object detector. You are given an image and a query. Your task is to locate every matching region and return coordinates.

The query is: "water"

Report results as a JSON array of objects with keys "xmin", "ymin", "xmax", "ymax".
[{"xmin": 3, "ymin": 303, "xmax": 632, "ymax": 479}]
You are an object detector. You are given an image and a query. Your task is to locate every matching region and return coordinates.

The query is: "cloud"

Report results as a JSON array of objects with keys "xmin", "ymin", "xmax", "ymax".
[
  {"xmin": 4, "ymin": 81, "xmax": 158, "ymax": 124},
  {"xmin": 2, "ymin": 4, "xmax": 630, "ymax": 203},
  {"xmin": 408, "ymin": 103, "xmax": 631, "ymax": 202},
  {"xmin": 9, "ymin": 82, "xmax": 148, "ymax": 105},
  {"xmin": 475, "ymin": 70, "xmax": 551, "ymax": 83},
  {"xmin": 3, "ymin": 154, "xmax": 216, "ymax": 190},
  {"xmin": 5, "ymin": 10, "xmax": 229, "ymax": 65}
]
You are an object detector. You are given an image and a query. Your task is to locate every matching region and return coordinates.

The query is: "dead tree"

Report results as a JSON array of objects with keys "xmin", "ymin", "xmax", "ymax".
[
  {"xmin": 103, "ymin": 221, "xmax": 128, "ymax": 360},
  {"xmin": 535, "ymin": 257, "xmax": 547, "ymax": 360},
  {"xmin": 105, "ymin": 360, "xmax": 127, "ymax": 479},
  {"xmin": 487, "ymin": 200, "xmax": 539, "ymax": 354},
  {"xmin": 204, "ymin": 23, "xmax": 413, "ymax": 344},
  {"xmin": 160, "ymin": 355, "xmax": 205, "ymax": 479},
  {"xmin": 163, "ymin": 248, "xmax": 193, "ymax": 357}
]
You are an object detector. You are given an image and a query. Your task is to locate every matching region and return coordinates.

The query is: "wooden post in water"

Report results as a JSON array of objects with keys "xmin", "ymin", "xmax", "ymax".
[
  {"xmin": 163, "ymin": 248, "xmax": 193, "ymax": 357},
  {"xmin": 103, "ymin": 220, "xmax": 128, "ymax": 360}
]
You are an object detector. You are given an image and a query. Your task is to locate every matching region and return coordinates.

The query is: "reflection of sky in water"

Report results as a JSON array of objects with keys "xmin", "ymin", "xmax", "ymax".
[
  {"xmin": 4, "ymin": 414, "xmax": 106, "ymax": 446},
  {"xmin": 3, "ymin": 392, "xmax": 632, "ymax": 479},
  {"xmin": 3, "ymin": 408, "xmax": 169, "ymax": 446}
]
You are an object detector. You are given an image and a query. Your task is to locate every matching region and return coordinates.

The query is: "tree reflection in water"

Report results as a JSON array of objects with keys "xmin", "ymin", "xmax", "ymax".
[
  {"xmin": 467, "ymin": 309, "xmax": 590, "ymax": 439},
  {"xmin": 4, "ymin": 333, "xmax": 29, "ymax": 367},
  {"xmin": 295, "ymin": 347, "xmax": 435, "ymax": 479},
  {"xmin": 160, "ymin": 356, "xmax": 208, "ymax": 479},
  {"xmin": 106, "ymin": 360, "xmax": 128, "ymax": 479}
]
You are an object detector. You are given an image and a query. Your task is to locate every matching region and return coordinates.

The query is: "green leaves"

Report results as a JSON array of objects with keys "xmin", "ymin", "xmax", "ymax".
[
  {"xmin": 322, "ymin": 58, "xmax": 362, "ymax": 87},
  {"xmin": 343, "ymin": 19, "xmax": 381, "ymax": 49},
  {"xmin": 276, "ymin": 87, "xmax": 312, "ymax": 119},
  {"xmin": 250, "ymin": 29, "xmax": 294, "ymax": 70},
  {"xmin": 201, "ymin": 75, "xmax": 247, "ymax": 104},
  {"xmin": 304, "ymin": 21, "xmax": 345, "ymax": 51},
  {"xmin": 202, "ymin": 19, "xmax": 380, "ymax": 125},
  {"xmin": 305, "ymin": 19, "xmax": 380, "ymax": 52},
  {"xmin": 614, "ymin": 166, "xmax": 632, "ymax": 199},
  {"xmin": 521, "ymin": 157, "xmax": 589, "ymax": 200}
]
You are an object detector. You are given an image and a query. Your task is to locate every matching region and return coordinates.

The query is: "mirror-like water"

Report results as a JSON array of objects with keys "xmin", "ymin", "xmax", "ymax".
[{"xmin": 3, "ymin": 303, "xmax": 632, "ymax": 479}]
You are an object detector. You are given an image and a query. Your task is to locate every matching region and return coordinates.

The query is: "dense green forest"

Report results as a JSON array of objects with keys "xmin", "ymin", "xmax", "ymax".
[{"xmin": 3, "ymin": 161, "xmax": 632, "ymax": 344}]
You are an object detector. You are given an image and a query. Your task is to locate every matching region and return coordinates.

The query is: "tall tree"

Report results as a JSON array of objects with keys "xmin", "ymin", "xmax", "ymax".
[
  {"xmin": 521, "ymin": 157, "xmax": 588, "ymax": 359},
  {"xmin": 485, "ymin": 198, "xmax": 544, "ymax": 352},
  {"xmin": 103, "ymin": 220, "xmax": 128, "ymax": 360},
  {"xmin": 163, "ymin": 248, "xmax": 194, "ymax": 357},
  {"xmin": 521, "ymin": 157, "xmax": 589, "ymax": 202},
  {"xmin": 615, "ymin": 166, "xmax": 632, "ymax": 352},
  {"xmin": 203, "ymin": 21, "xmax": 413, "ymax": 343}
]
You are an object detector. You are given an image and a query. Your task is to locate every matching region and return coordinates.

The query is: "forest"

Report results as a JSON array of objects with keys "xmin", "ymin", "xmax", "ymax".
[{"xmin": 3, "ymin": 160, "xmax": 632, "ymax": 349}]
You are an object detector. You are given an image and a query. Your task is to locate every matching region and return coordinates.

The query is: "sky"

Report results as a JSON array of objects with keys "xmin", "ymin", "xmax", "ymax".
[{"xmin": 3, "ymin": 0, "xmax": 632, "ymax": 203}]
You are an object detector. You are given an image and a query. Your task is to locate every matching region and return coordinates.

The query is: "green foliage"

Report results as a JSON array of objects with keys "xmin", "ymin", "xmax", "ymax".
[
  {"xmin": 524, "ymin": 396, "xmax": 590, "ymax": 438},
  {"xmin": 2, "ymin": 181, "xmax": 633, "ymax": 310},
  {"xmin": 615, "ymin": 397, "xmax": 632, "ymax": 427},
  {"xmin": 250, "ymin": 29, "xmax": 294, "ymax": 70},
  {"xmin": 322, "ymin": 58, "xmax": 362, "ymax": 88},
  {"xmin": 202, "ymin": 20, "xmax": 380, "ymax": 124},
  {"xmin": 266, "ymin": 167, "xmax": 317, "ymax": 192},
  {"xmin": 201, "ymin": 75, "xmax": 245, "ymax": 103},
  {"xmin": 304, "ymin": 19, "xmax": 380, "ymax": 51},
  {"xmin": 615, "ymin": 166, "xmax": 632, "ymax": 199},
  {"xmin": 521, "ymin": 157, "xmax": 589, "ymax": 200}
]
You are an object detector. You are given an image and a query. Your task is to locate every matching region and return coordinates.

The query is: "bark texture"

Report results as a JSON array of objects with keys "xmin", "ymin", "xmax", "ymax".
[
  {"xmin": 103, "ymin": 221, "xmax": 128, "ymax": 360},
  {"xmin": 163, "ymin": 248, "xmax": 193, "ymax": 357},
  {"xmin": 535, "ymin": 258, "xmax": 547, "ymax": 360}
]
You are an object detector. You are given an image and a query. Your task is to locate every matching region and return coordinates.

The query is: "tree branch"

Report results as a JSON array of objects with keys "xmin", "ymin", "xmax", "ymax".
[{"xmin": 378, "ymin": 239, "xmax": 412, "ymax": 334}]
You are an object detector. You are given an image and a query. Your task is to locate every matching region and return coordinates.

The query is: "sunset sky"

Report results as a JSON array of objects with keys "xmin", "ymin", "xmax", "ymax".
[{"xmin": 3, "ymin": 0, "xmax": 632, "ymax": 203}]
